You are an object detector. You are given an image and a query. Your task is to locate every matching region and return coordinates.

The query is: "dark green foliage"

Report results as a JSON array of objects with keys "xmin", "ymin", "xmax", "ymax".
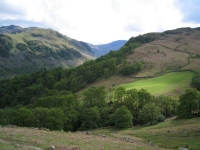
[
  {"xmin": 177, "ymin": 88, "xmax": 200, "ymax": 118},
  {"xmin": 120, "ymin": 62, "xmax": 143, "ymax": 75},
  {"xmin": 27, "ymin": 40, "xmax": 53, "ymax": 54},
  {"xmin": 114, "ymin": 87, "xmax": 126, "ymax": 105},
  {"xmin": 155, "ymin": 95, "xmax": 178, "ymax": 117},
  {"xmin": 1, "ymin": 84, "xmax": 198, "ymax": 131},
  {"xmin": 125, "ymin": 35, "xmax": 155, "ymax": 46},
  {"xmin": 15, "ymin": 107, "xmax": 34, "ymax": 127},
  {"xmin": 138, "ymin": 102, "xmax": 160, "ymax": 125},
  {"xmin": 31, "ymin": 33, "xmax": 43, "ymax": 38},
  {"xmin": 192, "ymin": 73, "xmax": 200, "ymax": 90},
  {"xmin": 63, "ymin": 109, "xmax": 79, "ymax": 131},
  {"xmin": 79, "ymin": 106, "xmax": 100, "ymax": 130},
  {"xmin": 0, "ymin": 34, "xmax": 13, "ymax": 57},
  {"xmin": 103, "ymin": 68, "xmax": 109, "ymax": 78},
  {"xmin": 99, "ymin": 107, "xmax": 113, "ymax": 127},
  {"xmin": 164, "ymin": 27, "xmax": 192, "ymax": 34},
  {"xmin": 46, "ymin": 108, "xmax": 64, "ymax": 130},
  {"xmin": 111, "ymin": 106, "xmax": 133, "ymax": 128},
  {"xmin": 33, "ymin": 107, "xmax": 49, "ymax": 128},
  {"xmin": 58, "ymin": 49, "xmax": 82, "ymax": 59},
  {"xmin": 16, "ymin": 43, "xmax": 28, "ymax": 51},
  {"xmin": 82, "ymin": 87, "xmax": 106, "ymax": 108},
  {"xmin": 0, "ymin": 109, "xmax": 8, "ymax": 125}
]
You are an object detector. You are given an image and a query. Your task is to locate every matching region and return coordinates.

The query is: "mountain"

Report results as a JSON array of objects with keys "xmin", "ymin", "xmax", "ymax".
[
  {"xmin": 88, "ymin": 40, "xmax": 127, "ymax": 57},
  {"xmin": 0, "ymin": 25, "xmax": 96, "ymax": 78}
]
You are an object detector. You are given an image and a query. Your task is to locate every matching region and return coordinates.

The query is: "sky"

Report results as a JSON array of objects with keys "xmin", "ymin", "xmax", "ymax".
[{"xmin": 0, "ymin": 0, "xmax": 200, "ymax": 44}]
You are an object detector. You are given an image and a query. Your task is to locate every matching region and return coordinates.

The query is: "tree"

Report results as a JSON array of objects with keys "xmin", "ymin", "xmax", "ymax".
[
  {"xmin": 114, "ymin": 87, "xmax": 126, "ymax": 104},
  {"xmin": 120, "ymin": 62, "xmax": 143, "ymax": 76},
  {"xmin": 111, "ymin": 106, "xmax": 133, "ymax": 128},
  {"xmin": 80, "ymin": 106, "xmax": 100, "ymax": 130},
  {"xmin": 155, "ymin": 95, "xmax": 174, "ymax": 117},
  {"xmin": 15, "ymin": 107, "xmax": 34, "ymax": 127},
  {"xmin": 82, "ymin": 87, "xmax": 106, "ymax": 108},
  {"xmin": 63, "ymin": 109, "xmax": 79, "ymax": 131},
  {"xmin": 177, "ymin": 88, "xmax": 200, "ymax": 118},
  {"xmin": 99, "ymin": 107, "xmax": 113, "ymax": 127},
  {"xmin": 138, "ymin": 89, "xmax": 152, "ymax": 108},
  {"xmin": 0, "ymin": 109, "xmax": 8, "ymax": 125},
  {"xmin": 138, "ymin": 102, "xmax": 160, "ymax": 125},
  {"xmin": 192, "ymin": 73, "xmax": 200, "ymax": 90},
  {"xmin": 45, "ymin": 73, "xmax": 55, "ymax": 89},
  {"xmin": 33, "ymin": 107, "xmax": 49, "ymax": 128},
  {"xmin": 124, "ymin": 89, "xmax": 139, "ymax": 114},
  {"xmin": 104, "ymin": 68, "xmax": 110, "ymax": 78},
  {"xmin": 46, "ymin": 108, "xmax": 64, "ymax": 130}
]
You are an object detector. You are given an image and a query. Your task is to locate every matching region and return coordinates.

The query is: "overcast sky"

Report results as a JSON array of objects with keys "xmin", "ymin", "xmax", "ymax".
[{"xmin": 0, "ymin": 0, "xmax": 200, "ymax": 44}]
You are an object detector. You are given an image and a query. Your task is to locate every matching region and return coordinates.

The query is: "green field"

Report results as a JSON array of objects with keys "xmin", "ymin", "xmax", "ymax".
[{"xmin": 120, "ymin": 71, "xmax": 194, "ymax": 96}]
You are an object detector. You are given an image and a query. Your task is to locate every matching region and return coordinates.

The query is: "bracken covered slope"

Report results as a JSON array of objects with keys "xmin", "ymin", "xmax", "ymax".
[{"xmin": 126, "ymin": 27, "xmax": 200, "ymax": 77}]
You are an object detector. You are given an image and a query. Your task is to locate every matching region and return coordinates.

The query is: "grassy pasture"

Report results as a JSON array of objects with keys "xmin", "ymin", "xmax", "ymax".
[
  {"xmin": 93, "ymin": 117, "xmax": 200, "ymax": 150},
  {"xmin": 0, "ymin": 127, "xmax": 159, "ymax": 150},
  {"xmin": 120, "ymin": 71, "xmax": 194, "ymax": 96}
]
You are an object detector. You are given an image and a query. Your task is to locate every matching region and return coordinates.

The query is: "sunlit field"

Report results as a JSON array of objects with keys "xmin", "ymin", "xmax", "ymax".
[{"xmin": 120, "ymin": 71, "xmax": 194, "ymax": 96}]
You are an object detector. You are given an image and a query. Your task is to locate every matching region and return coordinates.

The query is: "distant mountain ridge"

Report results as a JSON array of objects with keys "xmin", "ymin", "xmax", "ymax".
[
  {"xmin": 0, "ymin": 25, "xmax": 96, "ymax": 78},
  {"xmin": 88, "ymin": 40, "xmax": 127, "ymax": 57}
]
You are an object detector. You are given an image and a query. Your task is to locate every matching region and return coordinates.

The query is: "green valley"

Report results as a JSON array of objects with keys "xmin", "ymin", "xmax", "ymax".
[{"xmin": 0, "ymin": 26, "xmax": 200, "ymax": 150}]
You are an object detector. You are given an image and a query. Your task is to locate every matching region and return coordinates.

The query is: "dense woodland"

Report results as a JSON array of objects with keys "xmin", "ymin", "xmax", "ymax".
[{"xmin": 0, "ymin": 35, "xmax": 200, "ymax": 131}]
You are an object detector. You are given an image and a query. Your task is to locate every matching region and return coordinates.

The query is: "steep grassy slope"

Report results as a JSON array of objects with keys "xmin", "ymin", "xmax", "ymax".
[{"xmin": 0, "ymin": 25, "xmax": 96, "ymax": 78}]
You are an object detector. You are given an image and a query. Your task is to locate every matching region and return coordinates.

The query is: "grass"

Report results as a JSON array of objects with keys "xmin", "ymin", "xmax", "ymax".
[
  {"xmin": 93, "ymin": 117, "xmax": 200, "ymax": 150},
  {"xmin": 0, "ymin": 126, "xmax": 159, "ymax": 150},
  {"xmin": 1, "ymin": 118, "xmax": 199, "ymax": 149},
  {"xmin": 120, "ymin": 71, "xmax": 194, "ymax": 96}
]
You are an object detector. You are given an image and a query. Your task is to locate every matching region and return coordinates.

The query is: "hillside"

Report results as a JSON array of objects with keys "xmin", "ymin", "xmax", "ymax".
[
  {"xmin": 89, "ymin": 40, "xmax": 127, "ymax": 57},
  {"xmin": 127, "ymin": 27, "xmax": 200, "ymax": 77},
  {"xmin": 86, "ymin": 27, "xmax": 200, "ymax": 93},
  {"xmin": 0, "ymin": 25, "xmax": 96, "ymax": 78}
]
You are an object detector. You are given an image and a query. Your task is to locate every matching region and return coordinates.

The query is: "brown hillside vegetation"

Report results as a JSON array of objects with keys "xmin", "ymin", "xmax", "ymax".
[{"xmin": 128, "ymin": 28, "xmax": 200, "ymax": 77}]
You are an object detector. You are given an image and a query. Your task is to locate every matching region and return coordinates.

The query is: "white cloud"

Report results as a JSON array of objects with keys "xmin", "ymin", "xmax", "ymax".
[{"xmin": 1, "ymin": 0, "xmax": 200, "ymax": 44}]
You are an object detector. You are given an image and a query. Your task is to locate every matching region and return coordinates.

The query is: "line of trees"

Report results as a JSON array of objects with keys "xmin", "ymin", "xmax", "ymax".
[
  {"xmin": 0, "ymin": 86, "xmax": 184, "ymax": 131},
  {"xmin": 1, "ymin": 84, "xmax": 200, "ymax": 131}
]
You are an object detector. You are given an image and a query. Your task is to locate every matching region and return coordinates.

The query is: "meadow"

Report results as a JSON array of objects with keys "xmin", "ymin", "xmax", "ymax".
[
  {"xmin": 93, "ymin": 117, "xmax": 200, "ymax": 150},
  {"xmin": 0, "ymin": 126, "xmax": 159, "ymax": 150},
  {"xmin": 120, "ymin": 71, "xmax": 194, "ymax": 96}
]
